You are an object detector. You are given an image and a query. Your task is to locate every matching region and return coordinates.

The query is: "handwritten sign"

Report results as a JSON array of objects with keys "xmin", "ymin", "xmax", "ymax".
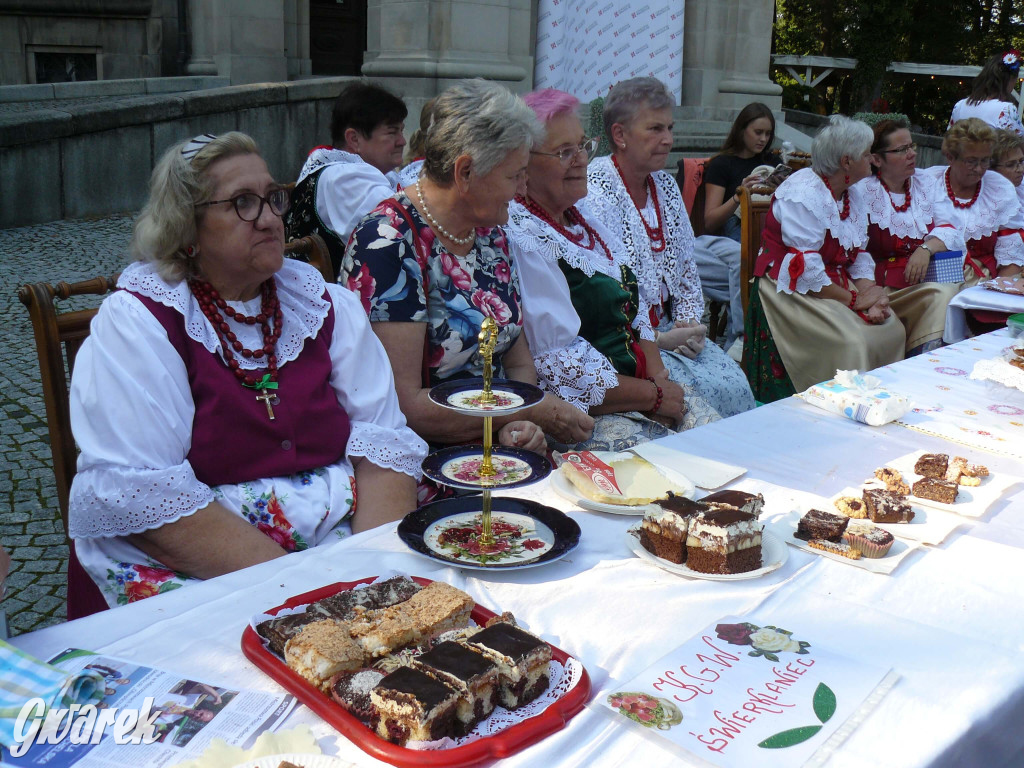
[{"xmin": 599, "ymin": 616, "xmax": 892, "ymax": 767}]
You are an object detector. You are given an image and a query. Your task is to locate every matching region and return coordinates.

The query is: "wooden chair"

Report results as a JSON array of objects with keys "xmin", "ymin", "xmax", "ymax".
[
  {"xmin": 18, "ymin": 275, "xmax": 120, "ymax": 619},
  {"xmin": 285, "ymin": 232, "xmax": 334, "ymax": 283},
  {"xmin": 738, "ymin": 186, "xmax": 773, "ymax": 319}
]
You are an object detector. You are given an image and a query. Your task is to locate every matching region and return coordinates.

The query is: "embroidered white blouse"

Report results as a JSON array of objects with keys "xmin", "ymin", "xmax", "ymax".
[
  {"xmin": 297, "ymin": 147, "xmax": 402, "ymax": 245},
  {"xmin": 506, "ymin": 199, "xmax": 630, "ymax": 410},
  {"xmin": 859, "ymin": 174, "xmax": 964, "ymax": 252},
  {"xmin": 69, "ymin": 258, "xmax": 426, "ymax": 604},
  {"xmin": 585, "ymin": 156, "xmax": 705, "ymax": 324},
  {"xmin": 949, "ymin": 98, "xmax": 1024, "ymax": 136},
  {"xmin": 915, "ymin": 165, "xmax": 1024, "ymax": 267},
  {"xmin": 766, "ymin": 168, "xmax": 876, "ymax": 294}
]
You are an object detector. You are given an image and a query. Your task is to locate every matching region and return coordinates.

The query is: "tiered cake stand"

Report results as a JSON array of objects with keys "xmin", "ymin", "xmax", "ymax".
[{"xmin": 397, "ymin": 319, "xmax": 581, "ymax": 570}]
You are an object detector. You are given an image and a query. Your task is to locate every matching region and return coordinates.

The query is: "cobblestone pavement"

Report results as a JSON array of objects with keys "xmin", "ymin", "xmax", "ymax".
[{"xmin": 1, "ymin": 213, "xmax": 134, "ymax": 636}]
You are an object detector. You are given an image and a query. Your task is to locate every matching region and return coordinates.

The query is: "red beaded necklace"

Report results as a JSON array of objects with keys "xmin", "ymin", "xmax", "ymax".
[
  {"xmin": 944, "ymin": 167, "xmax": 981, "ymax": 209},
  {"xmin": 612, "ymin": 154, "xmax": 666, "ymax": 252},
  {"xmin": 820, "ymin": 174, "xmax": 851, "ymax": 220},
  {"xmin": 879, "ymin": 176, "xmax": 911, "ymax": 213},
  {"xmin": 189, "ymin": 277, "xmax": 284, "ymax": 419},
  {"xmin": 516, "ymin": 195, "xmax": 613, "ymax": 262}
]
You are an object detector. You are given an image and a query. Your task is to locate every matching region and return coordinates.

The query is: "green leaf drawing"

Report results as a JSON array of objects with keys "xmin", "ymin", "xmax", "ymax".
[
  {"xmin": 813, "ymin": 683, "xmax": 837, "ymax": 723},
  {"xmin": 758, "ymin": 724, "xmax": 822, "ymax": 749}
]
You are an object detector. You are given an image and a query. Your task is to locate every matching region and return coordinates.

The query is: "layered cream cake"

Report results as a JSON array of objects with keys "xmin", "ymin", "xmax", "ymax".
[
  {"xmin": 412, "ymin": 640, "xmax": 499, "ymax": 735},
  {"xmin": 370, "ymin": 666, "xmax": 460, "ymax": 745},
  {"xmin": 686, "ymin": 508, "xmax": 763, "ymax": 574},
  {"xmin": 464, "ymin": 622, "xmax": 552, "ymax": 709}
]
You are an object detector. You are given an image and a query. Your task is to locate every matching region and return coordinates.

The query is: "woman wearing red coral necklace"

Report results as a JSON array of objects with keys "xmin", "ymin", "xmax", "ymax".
[
  {"xmin": 917, "ymin": 118, "xmax": 1024, "ymax": 284},
  {"xmin": 507, "ymin": 89, "xmax": 698, "ymax": 450},
  {"xmin": 745, "ymin": 115, "xmax": 906, "ymax": 403},
  {"xmin": 67, "ymin": 132, "xmax": 428, "ymax": 613},
  {"xmin": 862, "ymin": 119, "xmax": 964, "ymax": 355}
]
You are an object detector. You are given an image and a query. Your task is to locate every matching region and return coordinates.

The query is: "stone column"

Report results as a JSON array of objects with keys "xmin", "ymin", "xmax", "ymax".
[
  {"xmin": 283, "ymin": 0, "xmax": 311, "ymax": 78},
  {"xmin": 681, "ymin": 0, "xmax": 780, "ymax": 119},
  {"xmin": 185, "ymin": 0, "xmax": 217, "ymax": 75}
]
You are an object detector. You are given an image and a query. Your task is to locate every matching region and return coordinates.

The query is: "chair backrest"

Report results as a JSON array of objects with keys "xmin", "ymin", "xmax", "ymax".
[
  {"xmin": 18, "ymin": 276, "xmax": 119, "ymax": 535},
  {"xmin": 285, "ymin": 233, "xmax": 335, "ymax": 284},
  {"xmin": 675, "ymin": 157, "xmax": 709, "ymax": 235},
  {"xmin": 738, "ymin": 187, "xmax": 773, "ymax": 318}
]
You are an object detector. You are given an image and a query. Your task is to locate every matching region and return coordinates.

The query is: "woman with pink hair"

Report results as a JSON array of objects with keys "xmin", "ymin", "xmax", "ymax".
[{"xmin": 507, "ymin": 87, "xmax": 726, "ymax": 451}]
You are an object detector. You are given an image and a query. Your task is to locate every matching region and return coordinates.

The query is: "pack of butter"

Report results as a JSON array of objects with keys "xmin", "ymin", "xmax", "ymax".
[
  {"xmin": 556, "ymin": 450, "xmax": 686, "ymax": 505},
  {"xmin": 802, "ymin": 370, "xmax": 911, "ymax": 426}
]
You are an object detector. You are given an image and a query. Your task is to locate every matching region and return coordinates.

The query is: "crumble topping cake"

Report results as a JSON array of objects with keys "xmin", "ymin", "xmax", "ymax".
[
  {"xmin": 913, "ymin": 477, "xmax": 959, "ymax": 504},
  {"xmin": 464, "ymin": 622, "xmax": 553, "ymax": 709},
  {"xmin": 914, "ymin": 453, "xmax": 949, "ymax": 479},
  {"xmin": 284, "ymin": 620, "xmax": 365, "ymax": 692},
  {"xmin": 794, "ymin": 509, "xmax": 849, "ymax": 542},
  {"xmin": 863, "ymin": 488, "xmax": 915, "ymax": 523},
  {"xmin": 686, "ymin": 508, "xmax": 763, "ymax": 574},
  {"xmin": 370, "ymin": 666, "xmax": 460, "ymax": 745}
]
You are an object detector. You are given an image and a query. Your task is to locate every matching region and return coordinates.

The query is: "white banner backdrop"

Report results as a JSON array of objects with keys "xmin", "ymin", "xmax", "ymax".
[{"xmin": 534, "ymin": 0, "xmax": 684, "ymax": 104}]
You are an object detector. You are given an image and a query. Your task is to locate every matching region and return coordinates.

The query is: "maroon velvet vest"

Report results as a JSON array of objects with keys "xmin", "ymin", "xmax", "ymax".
[
  {"xmin": 131, "ymin": 291, "xmax": 351, "ymax": 487},
  {"xmin": 755, "ymin": 207, "xmax": 856, "ymax": 291}
]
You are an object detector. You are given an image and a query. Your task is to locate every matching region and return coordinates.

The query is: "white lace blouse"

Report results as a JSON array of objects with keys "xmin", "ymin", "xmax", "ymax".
[
  {"xmin": 859, "ymin": 174, "xmax": 964, "ymax": 252},
  {"xmin": 69, "ymin": 258, "xmax": 426, "ymax": 542},
  {"xmin": 585, "ymin": 156, "xmax": 705, "ymax": 324},
  {"xmin": 506, "ymin": 199, "xmax": 637, "ymax": 410}
]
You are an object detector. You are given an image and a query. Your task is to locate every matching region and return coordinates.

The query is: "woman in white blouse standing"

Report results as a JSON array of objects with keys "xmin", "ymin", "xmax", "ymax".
[
  {"xmin": 584, "ymin": 77, "xmax": 754, "ymax": 419},
  {"xmin": 948, "ymin": 51, "xmax": 1024, "ymax": 136},
  {"xmin": 69, "ymin": 132, "xmax": 427, "ymax": 610},
  {"xmin": 746, "ymin": 115, "xmax": 905, "ymax": 403}
]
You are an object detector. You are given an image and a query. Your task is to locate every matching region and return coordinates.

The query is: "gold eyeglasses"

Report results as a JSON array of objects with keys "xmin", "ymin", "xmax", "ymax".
[{"xmin": 531, "ymin": 138, "xmax": 600, "ymax": 166}]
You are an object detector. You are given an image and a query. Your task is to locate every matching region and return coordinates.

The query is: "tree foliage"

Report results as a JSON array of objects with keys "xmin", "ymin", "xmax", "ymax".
[{"xmin": 774, "ymin": 0, "xmax": 1024, "ymax": 132}]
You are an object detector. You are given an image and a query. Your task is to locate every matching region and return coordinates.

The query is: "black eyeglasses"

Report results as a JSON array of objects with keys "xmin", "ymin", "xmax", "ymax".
[
  {"xmin": 530, "ymin": 137, "xmax": 600, "ymax": 166},
  {"xmin": 196, "ymin": 188, "xmax": 290, "ymax": 221},
  {"xmin": 879, "ymin": 143, "xmax": 917, "ymax": 155}
]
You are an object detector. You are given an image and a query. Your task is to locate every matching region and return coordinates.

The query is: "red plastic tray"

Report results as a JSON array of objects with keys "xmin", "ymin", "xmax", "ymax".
[{"xmin": 240, "ymin": 576, "xmax": 592, "ymax": 767}]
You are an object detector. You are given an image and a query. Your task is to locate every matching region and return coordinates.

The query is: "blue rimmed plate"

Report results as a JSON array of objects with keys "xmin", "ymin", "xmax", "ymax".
[
  {"xmin": 397, "ymin": 496, "xmax": 581, "ymax": 570},
  {"xmin": 428, "ymin": 378, "xmax": 544, "ymax": 416},
  {"xmin": 422, "ymin": 445, "xmax": 551, "ymax": 491}
]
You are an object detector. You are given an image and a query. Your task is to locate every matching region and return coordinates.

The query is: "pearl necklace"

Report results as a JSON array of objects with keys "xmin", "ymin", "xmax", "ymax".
[
  {"xmin": 944, "ymin": 167, "xmax": 981, "ymax": 209},
  {"xmin": 413, "ymin": 183, "xmax": 475, "ymax": 246},
  {"xmin": 879, "ymin": 176, "xmax": 911, "ymax": 212}
]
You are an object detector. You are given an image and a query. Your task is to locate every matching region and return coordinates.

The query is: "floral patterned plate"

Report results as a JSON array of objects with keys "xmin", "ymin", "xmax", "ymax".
[
  {"xmin": 422, "ymin": 445, "xmax": 551, "ymax": 491},
  {"xmin": 625, "ymin": 526, "xmax": 788, "ymax": 581},
  {"xmin": 397, "ymin": 496, "xmax": 581, "ymax": 570},
  {"xmin": 428, "ymin": 378, "xmax": 543, "ymax": 416}
]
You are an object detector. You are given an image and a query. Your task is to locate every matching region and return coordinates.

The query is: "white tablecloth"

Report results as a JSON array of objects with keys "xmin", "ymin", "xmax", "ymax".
[
  {"xmin": 944, "ymin": 285, "xmax": 1024, "ymax": 343},
  {"xmin": 11, "ymin": 333, "xmax": 1024, "ymax": 768}
]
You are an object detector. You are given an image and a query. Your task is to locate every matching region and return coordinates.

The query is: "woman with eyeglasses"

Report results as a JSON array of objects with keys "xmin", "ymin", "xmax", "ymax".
[
  {"xmin": 745, "ymin": 115, "xmax": 906, "ymax": 403},
  {"xmin": 584, "ymin": 78, "xmax": 754, "ymax": 428},
  {"xmin": 505, "ymin": 88, "xmax": 708, "ymax": 450},
  {"xmin": 68, "ymin": 132, "xmax": 427, "ymax": 608},
  {"xmin": 990, "ymin": 129, "xmax": 1024, "ymax": 209},
  {"xmin": 862, "ymin": 119, "xmax": 965, "ymax": 356},
  {"xmin": 948, "ymin": 51, "xmax": 1024, "ymax": 136},
  {"xmin": 917, "ymin": 118, "xmax": 1024, "ymax": 284}
]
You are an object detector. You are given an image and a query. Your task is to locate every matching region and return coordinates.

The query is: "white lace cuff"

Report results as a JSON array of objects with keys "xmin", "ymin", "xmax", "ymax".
[
  {"xmin": 534, "ymin": 337, "xmax": 619, "ymax": 409},
  {"xmin": 928, "ymin": 224, "xmax": 966, "ymax": 254},
  {"xmin": 69, "ymin": 461, "xmax": 214, "ymax": 539},
  {"xmin": 777, "ymin": 252, "xmax": 830, "ymax": 294},
  {"xmin": 346, "ymin": 422, "xmax": 428, "ymax": 479},
  {"xmin": 995, "ymin": 232, "xmax": 1024, "ymax": 267},
  {"xmin": 848, "ymin": 251, "xmax": 877, "ymax": 281}
]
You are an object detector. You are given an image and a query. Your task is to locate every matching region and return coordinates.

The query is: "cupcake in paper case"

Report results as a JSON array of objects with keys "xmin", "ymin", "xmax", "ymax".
[{"xmin": 842, "ymin": 522, "xmax": 894, "ymax": 558}]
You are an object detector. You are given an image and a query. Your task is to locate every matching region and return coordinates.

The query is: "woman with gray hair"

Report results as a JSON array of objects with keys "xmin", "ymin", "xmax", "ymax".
[
  {"xmin": 746, "ymin": 114, "xmax": 905, "ymax": 402},
  {"xmin": 68, "ymin": 131, "xmax": 427, "ymax": 610},
  {"xmin": 340, "ymin": 80, "xmax": 593, "ymax": 480}
]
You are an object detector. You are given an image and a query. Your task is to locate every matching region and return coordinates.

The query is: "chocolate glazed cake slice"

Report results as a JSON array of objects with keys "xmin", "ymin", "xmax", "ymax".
[
  {"xmin": 463, "ymin": 622, "xmax": 552, "ymax": 709},
  {"xmin": 370, "ymin": 666, "xmax": 459, "ymax": 745},
  {"xmin": 412, "ymin": 640, "xmax": 500, "ymax": 735}
]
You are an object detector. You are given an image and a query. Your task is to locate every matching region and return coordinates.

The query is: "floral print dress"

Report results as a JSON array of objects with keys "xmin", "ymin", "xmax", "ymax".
[{"xmin": 341, "ymin": 192, "xmax": 524, "ymax": 386}]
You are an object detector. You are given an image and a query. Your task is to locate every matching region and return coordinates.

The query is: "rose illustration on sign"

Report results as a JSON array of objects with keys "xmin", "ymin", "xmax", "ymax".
[
  {"xmin": 714, "ymin": 622, "xmax": 810, "ymax": 661},
  {"xmin": 607, "ymin": 691, "xmax": 683, "ymax": 730}
]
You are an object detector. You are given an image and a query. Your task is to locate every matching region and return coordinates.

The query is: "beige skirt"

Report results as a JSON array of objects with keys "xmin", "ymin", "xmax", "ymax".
[
  {"xmin": 886, "ymin": 282, "xmax": 963, "ymax": 350},
  {"xmin": 759, "ymin": 277, "xmax": 906, "ymax": 391}
]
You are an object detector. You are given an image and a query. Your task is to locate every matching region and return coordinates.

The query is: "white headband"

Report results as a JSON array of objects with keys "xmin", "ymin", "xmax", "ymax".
[{"xmin": 181, "ymin": 133, "xmax": 217, "ymax": 161}]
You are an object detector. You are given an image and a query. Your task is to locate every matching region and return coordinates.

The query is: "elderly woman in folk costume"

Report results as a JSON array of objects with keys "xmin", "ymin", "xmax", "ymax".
[
  {"xmin": 916, "ymin": 118, "xmax": 1024, "ymax": 285},
  {"xmin": 585, "ymin": 77, "xmax": 754, "ymax": 419},
  {"xmin": 862, "ymin": 119, "xmax": 965, "ymax": 355},
  {"xmin": 341, "ymin": 79, "xmax": 593, "ymax": 478},
  {"xmin": 990, "ymin": 129, "xmax": 1024, "ymax": 209},
  {"xmin": 745, "ymin": 115, "xmax": 906, "ymax": 403},
  {"xmin": 69, "ymin": 132, "xmax": 428, "ymax": 609},
  {"xmin": 506, "ymin": 88, "xmax": 695, "ymax": 451}
]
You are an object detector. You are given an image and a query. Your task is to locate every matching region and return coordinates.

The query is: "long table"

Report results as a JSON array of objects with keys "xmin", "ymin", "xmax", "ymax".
[{"xmin": 12, "ymin": 331, "xmax": 1024, "ymax": 768}]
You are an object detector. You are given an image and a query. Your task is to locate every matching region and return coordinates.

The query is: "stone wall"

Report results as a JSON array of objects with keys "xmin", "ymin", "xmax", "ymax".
[{"xmin": 0, "ymin": 75, "xmax": 358, "ymax": 229}]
